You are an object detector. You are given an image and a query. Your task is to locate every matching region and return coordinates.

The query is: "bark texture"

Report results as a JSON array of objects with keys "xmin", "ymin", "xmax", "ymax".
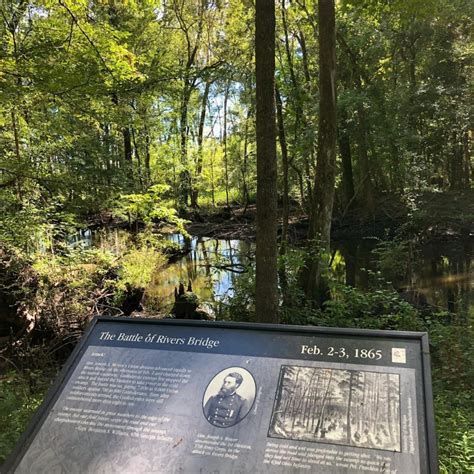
[
  {"xmin": 300, "ymin": 0, "xmax": 337, "ymax": 306},
  {"xmin": 255, "ymin": 0, "xmax": 279, "ymax": 323}
]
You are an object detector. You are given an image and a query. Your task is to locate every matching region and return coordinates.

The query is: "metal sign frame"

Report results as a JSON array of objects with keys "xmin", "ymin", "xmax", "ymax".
[{"xmin": 2, "ymin": 317, "xmax": 438, "ymax": 473}]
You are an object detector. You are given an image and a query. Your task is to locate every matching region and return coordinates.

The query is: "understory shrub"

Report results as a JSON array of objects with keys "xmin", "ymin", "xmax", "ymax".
[{"xmin": 0, "ymin": 369, "xmax": 53, "ymax": 464}]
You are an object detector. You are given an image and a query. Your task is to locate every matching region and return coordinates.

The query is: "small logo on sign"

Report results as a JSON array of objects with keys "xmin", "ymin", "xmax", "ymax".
[{"xmin": 392, "ymin": 348, "xmax": 406, "ymax": 364}]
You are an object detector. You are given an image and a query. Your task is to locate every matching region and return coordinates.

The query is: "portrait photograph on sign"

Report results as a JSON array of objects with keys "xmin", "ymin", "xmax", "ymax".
[{"xmin": 203, "ymin": 367, "xmax": 256, "ymax": 428}]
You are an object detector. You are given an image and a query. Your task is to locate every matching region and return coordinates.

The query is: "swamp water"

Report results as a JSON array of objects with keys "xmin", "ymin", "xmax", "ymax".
[{"xmin": 70, "ymin": 229, "xmax": 472, "ymax": 315}]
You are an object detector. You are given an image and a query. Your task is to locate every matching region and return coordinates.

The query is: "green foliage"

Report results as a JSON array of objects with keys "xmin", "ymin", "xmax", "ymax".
[
  {"xmin": 319, "ymin": 283, "xmax": 424, "ymax": 331},
  {"xmin": 23, "ymin": 247, "xmax": 119, "ymax": 335},
  {"xmin": 111, "ymin": 185, "xmax": 189, "ymax": 235},
  {"xmin": 0, "ymin": 194, "xmax": 82, "ymax": 254},
  {"xmin": 221, "ymin": 245, "xmax": 424, "ymax": 331},
  {"xmin": 372, "ymin": 238, "xmax": 414, "ymax": 285},
  {"xmin": 436, "ymin": 392, "xmax": 474, "ymax": 474},
  {"xmin": 428, "ymin": 315, "xmax": 474, "ymax": 473},
  {"xmin": 117, "ymin": 246, "xmax": 166, "ymax": 291},
  {"xmin": 0, "ymin": 370, "xmax": 52, "ymax": 464}
]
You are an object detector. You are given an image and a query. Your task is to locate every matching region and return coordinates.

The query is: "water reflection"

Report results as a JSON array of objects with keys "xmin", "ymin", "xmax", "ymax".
[
  {"xmin": 69, "ymin": 228, "xmax": 472, "ymax": 314},
  {"xmin": 333, "ymin": 240, "xmax": 473, "ymax": 313},
  {"xmin": 147, "ymin": 237, "xmax": 252, "ymax": 310},
  {"xmin": 67, "ymin": 228, "xmax": 132, "ymax": 255}
]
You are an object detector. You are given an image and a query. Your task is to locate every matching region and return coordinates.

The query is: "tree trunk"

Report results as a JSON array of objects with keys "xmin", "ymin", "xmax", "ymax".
[
  {"xmin": 463, "ymin": 131, "xmax": 471, "ymax": 188},
  {"xmin": 281, "ymin": 0, "xmax": 312, "ymax": 211},
  {"xmin": 255, "ymin": 0, "xmax": 279, "ymax": 323},
  {"xmin": 223, "ymin": 82, "xmax": 230, "ymax": 209},
  {"xmin": 122, "ymin": 126, "xmax": 134, "ymax": 186},
  {"xmin": 191, "ymin": 81, "xmax": 211, "ymax": 207},
  {"xmin": 449, "ymin": 131, "xmax": 469, "ymax": 190},
  {"xmin": 338, "ymin": 109, "xmax": 355, "ymax": 209},
  {"xmin": 297, "ymin": 30, "xmax": 312, "ymax": 86},
  {"xmin": 179, "ymin": 81, "xmax": 193, "ymax": 206},
  {"xmin": 10, "ymin": 109, "xmax": 22, "ymax": 198},
  {"xmin": 300, "ymin": 0, "xmax": 337, "ymax": 307},
  {"xmin": 131, "ymin": 126, "xmax": 144, "ymax": 189},
  {"xmin": 142, "ymin": 109, "xmax": 151, "ymax": 188},
  {"xmin": 355, "ymin": 93, "xmax": 375, "ymax": 215},
  {"xmin": 241, "ymin": 109, "xmax": 250, "ymax": 212},
  {"xmin": 102, "ymin": 123, "xmax": 112, "ymax": 186},
  {"xmin": 276, "ymin": 86, "xmax": 290, "ymax": 252},
  {"xmin": 276, "ymin": 85, "xmax": 290, "ymax": 306}
]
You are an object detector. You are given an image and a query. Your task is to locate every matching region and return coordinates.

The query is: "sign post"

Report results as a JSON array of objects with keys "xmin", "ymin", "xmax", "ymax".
[{"xmin": 3, "ymin": 318, "xmax": 438, "ymax": 473}]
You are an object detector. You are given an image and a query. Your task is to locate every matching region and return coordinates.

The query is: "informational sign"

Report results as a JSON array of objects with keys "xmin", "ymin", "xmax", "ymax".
[{"xmin": 3, "ymin": 318, "xmax": 438, "ymax": 473}]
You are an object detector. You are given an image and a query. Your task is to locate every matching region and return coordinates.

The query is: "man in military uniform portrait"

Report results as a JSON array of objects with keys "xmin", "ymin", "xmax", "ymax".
[{"xmin": 203, "ymin": 372, "xmax": 252, "ymax": 428}]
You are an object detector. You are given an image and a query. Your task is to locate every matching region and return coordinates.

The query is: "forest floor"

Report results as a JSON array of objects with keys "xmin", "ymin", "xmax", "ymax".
[{"xmin": 184, "ymin": 190, "xmax": 474, "ymax": 243}]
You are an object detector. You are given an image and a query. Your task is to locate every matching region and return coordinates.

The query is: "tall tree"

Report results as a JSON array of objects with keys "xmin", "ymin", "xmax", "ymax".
[
  {"xmin": 300, "ymin": 0, "xmax": 337, "ymax": 306},
  {"xmin": 191, "ymin": 80, "xmax": 212, "ymax": 207},
  {"xmin": 255, "ymin": 0, "xmax": 279, "ymax": 323}
]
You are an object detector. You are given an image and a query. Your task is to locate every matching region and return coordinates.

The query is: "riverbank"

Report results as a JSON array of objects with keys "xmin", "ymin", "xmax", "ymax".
[{"xmin": 182, "ymin": 190, "xmax": 474, "ymax": 243}]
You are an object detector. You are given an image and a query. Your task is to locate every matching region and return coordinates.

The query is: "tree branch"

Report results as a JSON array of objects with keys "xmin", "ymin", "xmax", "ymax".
[{"xmin": 58, "ymin": 0, "xmax": 117, "ymax": 84}]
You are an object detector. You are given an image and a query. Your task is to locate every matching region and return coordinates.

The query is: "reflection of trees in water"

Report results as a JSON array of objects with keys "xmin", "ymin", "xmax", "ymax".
[
  {"xmin": 147, "ymin": 237, "xmax": 252, "ymax": 308},
  {"xmin": 75, "ymin": 230, "xmax": 471, "ymax": 314},
  {"xmin": 418, "ymin": 242, "xmax": 472, "ymax": 314},
  {"xmin": 333, "ymin": 240, "xmax": 472, "ymax": 312},
  {"xmin": 269, "ymin": 366, "xmax": 401, "ymax": 451}
]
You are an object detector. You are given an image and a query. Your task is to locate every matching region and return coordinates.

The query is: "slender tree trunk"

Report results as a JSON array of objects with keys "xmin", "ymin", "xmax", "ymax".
[
  {"xmin": 191, "ymin": 81, "xmax": 211, "ymax": 207},
  {"xmin": 223, "ymin": 82, "xmax": 230, "ymax": 209},
  {"xmin": 449, "ymin": 131, "xmax": 468, "ymax": 190},
  {"xmin": 386, "ymin": 374, "xmax": 393, "ymax": 442},
  {"xmin": 241, "ymin": 109, "xmax": 250, "ymax": 212},
  {"xmin": 9, "ymin": 16, "xmax": 26, "ymax": 200},
  {"xmin": 102, "ymin": 123, "xmax": 112, "ymax": 186},
  {"xmin": 463, "ymin": 131, "xmax": 471, "ymax": 188},
  {"xmin": 300, "ymin": 0, "xmax": 337, "ymax": 306},
  {"xmin": 179, "ymin": 81, "xmax": 193, "ymax": 206},
  {"xmin": 180, "ymin": 82, "xmax": 191, "ymax": 166},
  {"xmin": 11, "ymin": 109, "xmax": 21, "ymax": 163},
  {"xmin": 303, "ymin": 371, "xmax": 316, "ymax": 427},
  {"xmin": 297, "ymin": 30, "xmax": 312, "ymax": 86},
  {"xmin": 122, "ymin": 126, "xmax": 134, "ymax": 186},
  {"xmin": 142, "ymin": 109, "xmax": 151, "ymax": 187},
  {"xmin": 373, "ymin": 375, "xmax": 380, "ymax": 432},
  {"xmin": 255, "ymin": 0, "xmax": 279, "ymax": 323},
  {"xmin": 355, "ymin": 91, "xmax": 375, "ymax": 214},
  {"xmin": 10, "ymin": 109, "xmax": 22, "ymax": 198},
  {"xmin": 144, "ymin": 131, "xmax": 151, "ymax": 187},
  {"xmin": 276, "ymin": 86, "xmax": 290, "ymax": 252},
  {"xmin": 210, "ymin": 147, "xmax": 216, "ymax": 207},
  {"xmin": 131, "ymin": 126, "xmax": 144, "ymax": 189},
  {"xmin": 276, "ymin": 85, "xmax": 290, "ymax": 305},
  {"xmin": 338, "ymin": 109, "xmax": 355, "ymax": 209},
  {"xmin": 281, "ymin": 0, "xmax": 311, "ymax": 211}
]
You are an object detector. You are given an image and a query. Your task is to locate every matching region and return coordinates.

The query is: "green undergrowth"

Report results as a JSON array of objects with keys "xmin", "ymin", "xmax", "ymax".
[
  {"xmin": 428, "ymin": 316, "xmax": 474, "ymax": 473},
  {"xmin": 117, "ymin": 246, "xmax": 167, "ymax": 292},
  {"xmin": 0, "ymin": 369, "xmax": 54, "ymax": 464}
]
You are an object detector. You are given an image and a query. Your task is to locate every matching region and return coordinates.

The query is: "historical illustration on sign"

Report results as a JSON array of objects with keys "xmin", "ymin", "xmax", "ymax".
[
  {"xmin": 202, "ymin": 367, "xmax": 256, "ymax": 428},
  {"xmin": 268, "ymin": 366, "xmax": 401, "ymax": 452}
]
